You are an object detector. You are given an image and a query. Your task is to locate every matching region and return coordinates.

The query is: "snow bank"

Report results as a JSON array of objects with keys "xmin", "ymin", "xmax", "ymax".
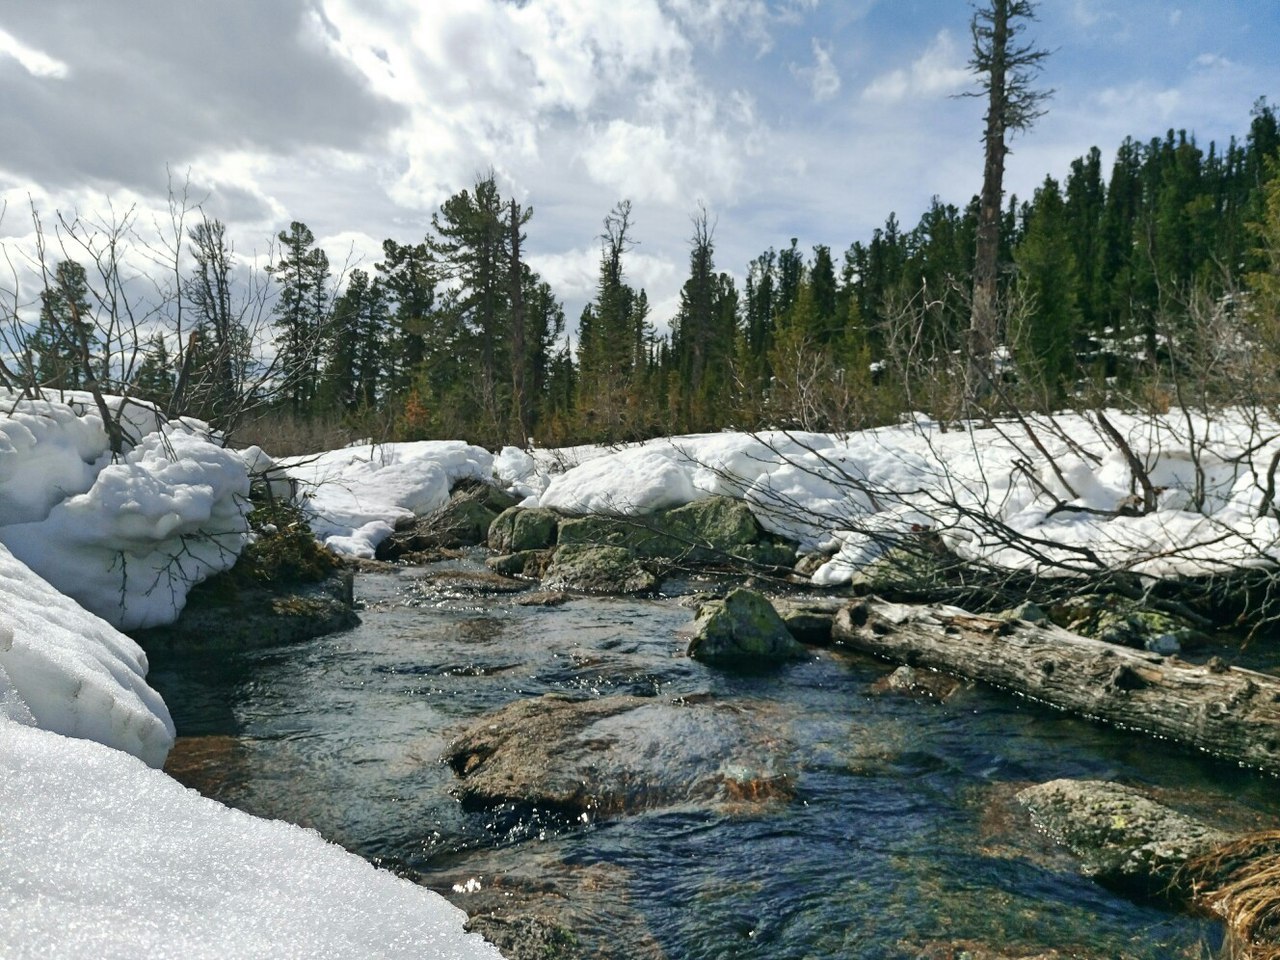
[
  {"xmin": 0, "ymin": 541, "xmax": 173, "ymax": 767},
  {"xmin": 509, "ymin": 412, "xmax": 1280, "ymax": 585},
  {"xmin": 286, "ymin": 440, "xmax": 494, "ymax": 558},
  {"xmin": 0, "ymin": 720, "xmax": 503, "ymax": 960},
  {"xmin": 0, "ymin": 391, "xmax": 251, "ymax": 629}
]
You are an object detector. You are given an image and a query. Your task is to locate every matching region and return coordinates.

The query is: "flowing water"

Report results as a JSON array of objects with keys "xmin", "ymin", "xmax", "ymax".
[{"xmin": 147, "ymin": 558, "xmax": 1280, "ymax": 959}]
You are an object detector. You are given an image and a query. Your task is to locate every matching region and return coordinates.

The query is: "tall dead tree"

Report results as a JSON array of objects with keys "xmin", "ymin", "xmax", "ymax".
[{"xmin": 965, "ymin": 0, "xmax": 1051, "ymax": 398}]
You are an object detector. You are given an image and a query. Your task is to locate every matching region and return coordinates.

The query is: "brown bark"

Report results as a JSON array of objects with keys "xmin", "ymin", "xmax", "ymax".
[{"xmin": 832, "ymin": 598, "xmax": 1280, "ymax": 775}]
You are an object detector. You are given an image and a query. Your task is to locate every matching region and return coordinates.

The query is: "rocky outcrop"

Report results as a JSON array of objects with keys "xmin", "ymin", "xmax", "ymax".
[
  {"xmin": 488, "ymin": 507, "xmax": 559, "ymax": 554},
  {"xmin": 542, "ymin": 544, "xmax": 659, "ymax": 596},
  {"xmin": 132, "ymin": 569, "xmax": 359, "ymax": 653},
  {"xmin": 1016, "ymin": 779, "xmax": 1229, "ymax": 897},
  {"xmin": 553, "ymin": 496, "xmax": 795, "ymax": 568},
  {"xmin": 378, "ymin": 481, "xmax": 517, "ymax": 560},
  {"xmin": 484, "ymin": 496, "xmax": 800, "ymax": 595},
  {"xmin": 687, "ymin": 588, "xmax": 807, "ymax": 664},
  {"xmin": 442, "ymin": 692, "xmax": 794, "ymax": 818}
]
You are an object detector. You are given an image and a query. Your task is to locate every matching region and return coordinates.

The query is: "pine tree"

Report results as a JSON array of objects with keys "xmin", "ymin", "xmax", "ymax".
[
  {"xmin": 269, "ymin": 221, "xmax": 330, "ymax": 415},
  {"xmin": 30, "ymin": 260, "xmax": 96, "ymax": 390},
  {"xmin": 376, "ymin": 239, "xmax": 435, "ymax": 395},
  {"xmin": 1013, "ymin": 176, "xmax": 1081, "ymax": 402},
  {"xmin": 132, "ymin": 333, "xmax": 176, "ymax": 404}
]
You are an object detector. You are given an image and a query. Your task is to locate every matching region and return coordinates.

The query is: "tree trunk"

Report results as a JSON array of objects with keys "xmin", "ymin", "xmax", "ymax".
[
  {"xmin": 832, "ymin": 598, "xmax": 1280, "ymax": 775},
  {"xmin": 508, "ymin": 199, "xmax": 528, "ymax": 445},
  {"xmin": 969, "ymin": 0, "xmax": 1011, "ymax": 398}
]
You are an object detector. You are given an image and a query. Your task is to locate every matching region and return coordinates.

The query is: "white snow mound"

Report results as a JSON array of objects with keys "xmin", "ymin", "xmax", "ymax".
[{"xmin": 0, "ymin": 721, "xmax": 504, "ymax": 960}]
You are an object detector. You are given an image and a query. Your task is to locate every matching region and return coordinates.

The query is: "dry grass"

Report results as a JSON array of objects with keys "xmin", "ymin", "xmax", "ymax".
[{"xmin": 1181, "ymin": 832, "xmax": 1280, "ymax": 960}]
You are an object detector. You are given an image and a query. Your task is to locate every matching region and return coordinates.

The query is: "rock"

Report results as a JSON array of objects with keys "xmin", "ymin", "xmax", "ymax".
[
  {"xmin": 132, "ymin": 569, "xmax": 359, "ymax": 653},
  {"xmin": 515, "ymin": 590, "xmax": 571, "ymax": 607},
  {"xmin": 442, "ymin": 693, "xmax": 794, "ymax": 818},
  {"xmin": 1001, "ymin": 601, "xmax": 1048, "ymax": 623},
  {"xmin": 772, "ymin": 597, "xmax": 847, "ymax": 646},
  {"xmin": 485, "ymin": 550, "xmax": 552, "ymax": 578},
  {"xmin": 464, "ymin": 914, "xmax": 581, "ymax": 960},
  {"xmin": 543, "ymin": 544, "xmax": 659, "ymax": 596},
  {"xmin": 555, "ymin": 515, "xmax": 676, "ymax": 557},
  {"xmin": 659, "ymin": 497, "xmax": 762, "ymax": 559},
  {"xmin": 687, "ymin": 588, "xmax": 807, "ymax": 664},
  {"xmin": 488, "ymin": 507, "xmax": 560, "ymax": 554},
  {"xmin": 378, "ymin": 481, "xmax": 515, "ymax": 559},
  {"xmin": 1016, "ymin": 778, "xmax": 1229, "ymax": 898},
  {"xmin": 794, "ymin": 551, "xmax": 834, "ymax": 579},
  {"xmin": 1047, "ymin": 595, "xmax": 1206, "ymax": 652},
  {"xmin": 554, "ymin": 496, "xmax": 787, "ymax": 568},
  {"xmin": 408, "ymin": 570, "xmax": 531, "ymax": 596},
  {"xmin": 871, "ymin": 665, "xmax": 964, "ymax": 700},
  {"xmin": 733, "ymin": 540, "xmax": 799, "ymax": 570}
]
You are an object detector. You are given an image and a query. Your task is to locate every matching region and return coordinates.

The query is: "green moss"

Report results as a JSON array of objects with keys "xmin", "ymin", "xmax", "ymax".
[{"xmin": 236, "ymin": 498, "xmax": 340, "ymax": 587}]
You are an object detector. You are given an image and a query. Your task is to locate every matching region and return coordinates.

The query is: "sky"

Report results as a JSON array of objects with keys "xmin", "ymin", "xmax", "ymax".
[{"xmin": 1, "ymin": 0, "xmax": 1278, "ymax": 335}]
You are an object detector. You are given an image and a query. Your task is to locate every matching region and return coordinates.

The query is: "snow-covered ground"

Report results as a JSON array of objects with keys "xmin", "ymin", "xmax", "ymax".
[
  {"xmin": 297, "ymin": 412, "xmax": 1280, "ymax": 586},
  {"xmin": 0, "ymin": 391, "xmax": 500, "ymax": 959},
  {"xmin": 5, "ymin": 388, "xmax": 1280, "ymax": 958}
]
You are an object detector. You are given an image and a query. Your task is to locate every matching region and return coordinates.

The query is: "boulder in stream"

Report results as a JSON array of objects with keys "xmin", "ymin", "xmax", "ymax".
[
  {"xmin": 1016, "ymin": 778, "xmax": 1230, "ymax": 898},
  {"xmin": 687, "ymin": 588, "xmax": 807, "ymax": 664},
  {"xmin": 442, "ymin": 692, "xmax": 794, "ymax": 818},
  {"xmin": 488, "ymin": 507, "xmax": 560, "ymax": 554},
  {"xmin": 542, "ymin": 544, "xmax": 659, "ymax": 595}
]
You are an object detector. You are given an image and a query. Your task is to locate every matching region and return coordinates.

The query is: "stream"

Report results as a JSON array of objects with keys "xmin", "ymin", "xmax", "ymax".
[{"xmin": 146, "ymin": 556, "xmax": 1280, "ymax": 959}]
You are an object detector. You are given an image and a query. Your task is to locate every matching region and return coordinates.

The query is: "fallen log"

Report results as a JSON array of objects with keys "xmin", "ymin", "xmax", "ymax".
[{"xmin": 831, "ymin": 598, "xmax": 1280, "ymax": 776}]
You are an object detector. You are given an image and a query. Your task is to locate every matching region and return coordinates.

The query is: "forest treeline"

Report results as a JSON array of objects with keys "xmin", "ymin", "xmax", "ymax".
[{"xmin": 15, "ymin": 99, "xmax": 1280, "ymax": 451}]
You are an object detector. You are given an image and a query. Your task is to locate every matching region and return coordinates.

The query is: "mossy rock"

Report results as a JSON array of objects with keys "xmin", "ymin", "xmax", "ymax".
[
  {"xmin": 660, "ymin": 497, "xmax": 763, "ymax": 556},
  {"xmin": 379, "ymin": 485, "xmax": 509, "ymax": 558},
  {"xmin": 555, "ymin": 515, "xmax": 679, "ymax": 557},
  {"xmin": 133, "ymin": 570, "xmax": 358, "ymax": 653},
  {"xmin": 1048, "ymin": 595, "xmax": 1207, "ymax": 653},
  {"xmin": 555, "ymin": 496, "xmax": 779, "ymax": 567},
  {"xmin": 687, "ymin": 588, "xmax": 806, "ymax": 664},
  {"xmin": 489, "ymin": 507, "xmax": 559, "ymax": 553},
  {"xmin": 543, "ymin": 544, "xmax": 659, "ymax": 596},
  {"xmin": 486, "ymin": 549, "xmax": 553, "ymax": 578}
]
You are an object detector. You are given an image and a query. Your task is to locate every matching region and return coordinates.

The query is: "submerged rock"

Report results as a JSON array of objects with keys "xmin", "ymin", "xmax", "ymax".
[
  {"xmin": 1016, "ymin": 778, "xmax": 1229, "ymax": 898},
  {"xmin": 687, "ymin": 588, "xmax": 807, "ymax": 664},
  {"xmin": 542, "ymin": 544, "xmax": 659, "ymax": 596},
  {"xmin": 442, "ymin": 693, "xmax": 794, "ymax": 818},
  {"xmin": 408, "ymin": 569, "xmax": 531, "ymax": 596},
  {"xmin": 871, "ymin": 664, "xmax": 964, "ymax": 700}
]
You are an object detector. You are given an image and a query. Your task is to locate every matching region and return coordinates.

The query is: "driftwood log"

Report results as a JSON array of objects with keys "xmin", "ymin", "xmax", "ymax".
[{"xmin": 831, "ymin": 599, "xmax": 1280, "ymax": 776}]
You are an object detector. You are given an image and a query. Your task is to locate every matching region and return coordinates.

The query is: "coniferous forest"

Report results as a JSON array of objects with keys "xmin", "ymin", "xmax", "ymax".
[{"xmin": 15, "ymin": 99, "xmax": 1280, "ymax": 453}]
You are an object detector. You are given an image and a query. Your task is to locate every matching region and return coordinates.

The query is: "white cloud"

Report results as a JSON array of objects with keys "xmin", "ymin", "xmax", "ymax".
[
  {"xmin": 862, "ymin": 30, "xmax": 970, "ymax": 104},
  {"xmin": 1095, "ymin": 83, "xmax": 1182, "ymax": 121},
  {"xmin": 791, "ymin": 39, "xmax": 841, "ymax": 102},
  {"xmin": 0, "ymin": 27, "xmax": 68, "ymax": 79},
  {"xmin": 1193, "ymin": 53, "xmax": 1235, "ymax": 72}
]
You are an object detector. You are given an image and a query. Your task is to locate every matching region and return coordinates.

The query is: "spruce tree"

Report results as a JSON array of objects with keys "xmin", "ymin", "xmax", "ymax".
[{"xmin": 269, "ymin": 221, "xmax": 330, "ymax": 415}]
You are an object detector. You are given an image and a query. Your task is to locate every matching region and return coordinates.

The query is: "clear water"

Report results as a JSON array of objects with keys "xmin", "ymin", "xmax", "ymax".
[{"xmin": 146, "ymin": 560, "xmax": 1279, "ymax": 959}]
